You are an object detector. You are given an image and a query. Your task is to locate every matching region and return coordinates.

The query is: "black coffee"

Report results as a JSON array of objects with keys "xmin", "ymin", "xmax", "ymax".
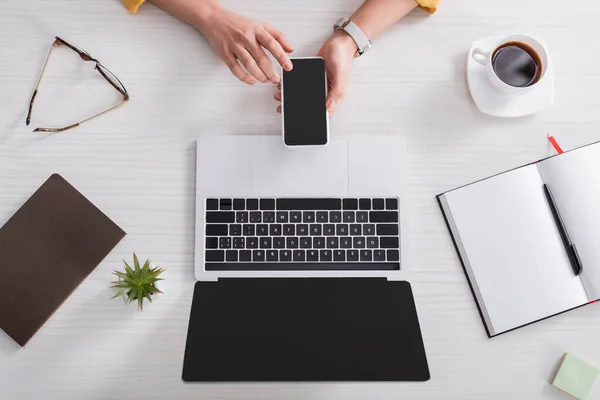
[{"xmin": 491, "ymin": 42, "xmax": 542, "ymax": 87}]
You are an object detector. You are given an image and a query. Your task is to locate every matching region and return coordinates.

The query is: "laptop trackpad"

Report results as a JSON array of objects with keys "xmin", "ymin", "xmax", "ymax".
[{"xmin": 254, "ymin": 139, "xmax": 349, "ymax": 196}]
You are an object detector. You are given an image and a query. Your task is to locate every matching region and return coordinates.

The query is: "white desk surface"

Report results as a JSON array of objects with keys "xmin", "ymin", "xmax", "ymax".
[{"xmin": 1, "ymin": 0, "xmax": 600, "ymax": 399}]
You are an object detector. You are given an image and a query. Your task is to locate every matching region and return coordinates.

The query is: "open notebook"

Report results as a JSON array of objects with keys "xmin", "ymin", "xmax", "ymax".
[{"xmin": 438, "ymin": 142, "xmax": 600, "ymax": 337}]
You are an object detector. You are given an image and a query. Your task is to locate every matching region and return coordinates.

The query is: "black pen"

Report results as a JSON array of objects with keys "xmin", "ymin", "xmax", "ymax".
[{"xmin": 543, "ymin": 184, "xmax": 583, "ymax": 276}]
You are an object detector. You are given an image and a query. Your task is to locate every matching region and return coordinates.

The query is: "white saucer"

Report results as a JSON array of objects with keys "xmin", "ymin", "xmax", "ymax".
[{"xmin": 467, "ymin": 35, "xmax": 554, "ymax": 117}]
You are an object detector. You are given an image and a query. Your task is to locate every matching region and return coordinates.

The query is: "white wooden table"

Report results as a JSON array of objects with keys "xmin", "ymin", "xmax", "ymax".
[{"xmin": 2, "ymin": 1, "xmax": 600, "ymax": 399}]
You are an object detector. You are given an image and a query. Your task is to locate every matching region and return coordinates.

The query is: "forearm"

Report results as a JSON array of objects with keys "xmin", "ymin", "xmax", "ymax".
[
  {"xmin": 149, "ymin": 0, "xmax": 220, "ymax": 30},
  {"xmin": 350, "ymin": 0, "xmax": 419, "ymax": 39}
]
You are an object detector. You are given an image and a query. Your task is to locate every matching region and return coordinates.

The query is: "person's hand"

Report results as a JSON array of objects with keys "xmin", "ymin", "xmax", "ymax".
[
  {"xmin": 196, "ymin": 5, "xmax": 294, "ymax": 85},
  {"xmin": 273, "ymin": 31, "xmax": 357, "ymax": 115}
]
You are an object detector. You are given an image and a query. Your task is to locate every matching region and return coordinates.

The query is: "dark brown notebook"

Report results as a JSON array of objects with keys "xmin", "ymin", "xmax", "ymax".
[{"xmin": 0, "ymin": 174, "xmax": 125, "ymax": 346}]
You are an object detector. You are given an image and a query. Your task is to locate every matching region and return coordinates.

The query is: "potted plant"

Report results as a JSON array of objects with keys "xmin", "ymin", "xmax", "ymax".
[{"xmin": 110, "ymin": 253, "xmax": 165, "ymax": 311}]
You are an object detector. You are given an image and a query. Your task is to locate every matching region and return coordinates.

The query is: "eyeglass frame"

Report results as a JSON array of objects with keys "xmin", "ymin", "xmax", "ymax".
[{"xmin": 26, "ymin": 36, "xmax": 129, "ymax": 133}]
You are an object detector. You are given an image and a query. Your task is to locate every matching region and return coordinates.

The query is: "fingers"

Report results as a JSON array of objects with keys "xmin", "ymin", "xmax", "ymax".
[
  {"xmin": 326, "ymin": 86, "xmax": 345, "ymax": 115},
  {"xmin": 274, "ymin": 92, "xmax": 281, "ymax": 101},
  {"xmin": 277, "ymin": 105, "xmax": 281, "ymax": 113},
  {"xmin": 264, "ymin": 25, "xmax": 294, "ymax": 54},
  {"xmin": 224, "ymin": 54, "xmax": 256, "ymax": 85},
  {"xmin": 257, "ymin": 29, "xmax": 292, "ymax": 73},
  {"xmin": 245, "ymin": 41, "xmax": 281, "ymax": 84},
  {"xmin": 234, "ymin": 48, "xmax": 269, "ymax": 83}
]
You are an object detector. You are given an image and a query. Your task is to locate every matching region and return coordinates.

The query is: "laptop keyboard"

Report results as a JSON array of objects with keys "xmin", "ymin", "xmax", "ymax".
[{"xmin": 203, "ymin": 198, "xmax": 400, "ymax": 271}]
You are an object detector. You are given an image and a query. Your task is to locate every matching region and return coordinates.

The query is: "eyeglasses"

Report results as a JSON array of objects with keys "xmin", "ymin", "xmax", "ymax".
[{"xmin": 26, "ymin": 36, "xmax": 129, "ymax": 133}]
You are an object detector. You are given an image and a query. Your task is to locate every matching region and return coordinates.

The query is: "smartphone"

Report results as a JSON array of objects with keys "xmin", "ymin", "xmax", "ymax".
[{"xmin": 281, "ymin": 57, "xmax": 329, "ymax": 147}]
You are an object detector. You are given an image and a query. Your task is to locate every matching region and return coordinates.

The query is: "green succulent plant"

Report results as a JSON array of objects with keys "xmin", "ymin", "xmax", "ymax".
[{"xmin": 110, "ymin": 253, "xmax": 165, "ymax": 311}]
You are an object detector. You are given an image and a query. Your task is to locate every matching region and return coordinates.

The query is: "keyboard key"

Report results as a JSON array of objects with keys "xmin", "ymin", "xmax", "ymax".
[
  {"xmin": 239, "ymin": 250, "xmax": 251, "ymax": 261},
  {"xmin": 220, "ymin": 198, "xmax": 232, "ymax": 210},
  {"xmin": 253, "ymin": 250, "xmax": 265, "ymax": 261},
  {"xmin": 316, "ymin": 212, "xmax": 328, "ymax": 223},
  {"xmin": 276, "ymin": 198, "xmax": 341, "ymax": 210},
  {"xmin": 380, "ymin": 237, "xmax": 399, "ymax": 248},
  {"xmin": 374, "ymin": 250, "xmax": 386, "ymax": 261},
  {"xmin": 336, "ymin": 224, "xmax": 349, "ymax": 236},
  {"xmin": 286, "ymin": 237, "xmax": 299, "ymax": 249},
  {"xmin": 283, "ymin": 224, "xmax": 295, "ymax": 236},
  {"xmin": 386, "ymin": 198, "xmax": 398, "ymax": 210},
  {"xmin": 247, "ymin": 237, "xmax": 258, "ymax": 248},
  {"xmin": 303, "ymin": 211, "xmax": 315, "ymax": 223},
  {"xmin": 269, "ymin": 224, "xmax": 282, "ymax": 236},
  {"xmin": 363, "ymin": 224, "xmax": 375, "ymax": 235},
  {"xmin": 367, "ymin": 237, "xmax": 379, "ymax": 248},
  {"xmin": 226, "ymin": 250, "xmax": 238, "ymax": 262},
  {"xmin": 343, "ymin": 198, "xmax": 358, "ymax": 210},
  {"xmin": 340, "ymin": 237, "xmax": 352, "ymax": 248},
  {"xmin": 206, "ymin": 237, "xmax": 218, "ymax": 249},
  {"xmin": 206, "ymin": 224, "xmax": 227, "ymax": 236},
  {"xmin": 370, "ymin": 211, "xmax": 399, "ymax": 223},
  {"xmin": 206, "ymin": 250, "xmax": 224, "ymax": 262},
  {"xmin": 233, "ymin": 237, "xmax": 245, "ymax": 249},
  {"xmin": 307, "ymin": 250, "xmax": 319, "ymax": 261},
  {"xmin": 260, "ymin": 199, "xmax": 275, "ymax": 210},
  {"xmin": 260, "ymin": 237, "xmax": 272, "ymax": 249},
  {"xmin": 372, "ymin": 198, "xmax": 385, "ymax": 210},
  {"xmin": 247, "ymin": 199, "xmax": 259, "ymax": 210},
  {"xmin": 310, "ymin": 224, "xmax": 322, "ymax": 236},
  {"xmin": 297, "ymin": 224, "xmax": 309, "ymax": 236},
  {"xmin": 377, "ymin": 224, "xmax": 399, "ymax": 236},
  {"xmin": 347, "ymin": 250, "xmax": 359, "ymax": 261},
  {"xmin": 359, "ymin": 198, "xmax": 371, "ymax": 210},
  {"xmin": 320, "ymin": 250, "xmax": 332, "ymax": 261},
  {"xmin": 263, "ymin": 211, "xmax": 275, "ymax": 223},
  {"xmin": 360, "ymin": 250, "xmax": 373, "ymax": 261},
  {"xmin": 290, "ymin": 211, "xmax": 302, "ymax": 223},
  {"xmin": 343, "ymin": 211, "xmax": 355, "ymax": 223},
  {"xmin": 257, "ymin": 224, "xmax": 269, "ymax": 236},
  {"xmin": 273, "ymin": 237, "xmax": 285, "ymax": 248},
  {"xmin": 387, "ymin": 249, "xmax": 400, "ymax": 261},
  {"xmin": 206, "ymin": 211, "xmax": 235, "ymax": 223},
  {"xmin": 229, "ymin": 224, "xmax": 241, "ymax": 236},
  {"xmin": 327, "ymin": 237, "xmax": 339, "ymax": 249},
  {"xmin": 350, "ymin": 224, "xmax": 362, "ymax": 236},
  {"xmin": 236, "ymin": 211, "xmax": 249, "ymax": 223},
  {"xmin": 323, "ymin": 224, "xmax": 335, "ymax": 236},
  {"xmin": 219, "ymin": 237, "xmax": 231, "ymax": 249},
  {"xmin": 243, "ymin": 224, "xmax": 255, "ymax": 236},
  {"xmin": 300, "ymin": 237, "xmax": 312, "ymax": 249},
  {"xmin": 330, "ymin": 211, "xmax": 341, "ymax": 223},
  {"xmin": 233, "ymin": 198, "xmax": 245, "ymax": 210},
  {"xmin": 206, "ymin": 198, "xmax": 219, "ymax": 210},
  {"xmin": 277, "ymin": 211, "xmax": 289, "ymax": 223},
  {"xmin": 293, "ymin": 250, "xmax": 306, "ymax": 262},
  {"xmin": 334, "ymin": 250, "xmax": 345, "ymax": 261},
  {"xmin": 353, "ymin": 237, "xmax": 365, "ymax": 248},
  {"xmin": 314, "ymin": 237, "xmax": 325, "ymax": 248},
  {"xmin": 250, "ymin": 212, "xmax": 262, "ymax": 223},
  {"xmin": 280, "ymin": 250, "xmax": 292, "ymax": 261},
  {"xmin": 356, "ymin": 211, "xmax": 368, "ymax": 223},
  {"xmin": 266, "ymin": 250, "xmax": 278, "ymax": 262}
]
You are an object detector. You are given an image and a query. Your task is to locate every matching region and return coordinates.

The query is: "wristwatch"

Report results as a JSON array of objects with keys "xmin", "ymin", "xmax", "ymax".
[{"xmin": 333, "ymin": 17, "xmax": 372, "ymax": 56}]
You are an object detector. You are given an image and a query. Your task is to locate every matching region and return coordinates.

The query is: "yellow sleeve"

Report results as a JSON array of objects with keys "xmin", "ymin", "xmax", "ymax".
[
  {"xmin": 417, "ymin": 0, "xmax": 439, "ymax": 14},
  {"xmin": 123, "ymin": 0, "xmax": 145, "ymax": 14}
]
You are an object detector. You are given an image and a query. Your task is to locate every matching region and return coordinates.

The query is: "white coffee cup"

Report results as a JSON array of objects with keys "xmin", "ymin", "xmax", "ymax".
[{"xmin": 472, "ymin": 34, "xmax": 548, "ymax": 95}]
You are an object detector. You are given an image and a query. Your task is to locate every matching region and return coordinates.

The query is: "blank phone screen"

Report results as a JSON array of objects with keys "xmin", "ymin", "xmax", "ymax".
[{"xmin": 282, "ymin": 58, "xmax": 328, "ymax": 146}]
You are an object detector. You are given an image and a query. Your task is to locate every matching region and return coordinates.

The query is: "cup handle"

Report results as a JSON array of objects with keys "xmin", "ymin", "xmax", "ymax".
[{"xmin": 472, "ymin": 48, "xmax": 490, "ymax": 66}]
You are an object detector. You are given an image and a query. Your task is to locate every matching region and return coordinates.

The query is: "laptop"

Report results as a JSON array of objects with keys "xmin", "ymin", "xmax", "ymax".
[
  {"xmin": 184, "ymin": 134, "xmax": 429, "ymax": 382},
  {"xmin": 194, "ymin": 134, "xmax": 408, "ymax": 280}
]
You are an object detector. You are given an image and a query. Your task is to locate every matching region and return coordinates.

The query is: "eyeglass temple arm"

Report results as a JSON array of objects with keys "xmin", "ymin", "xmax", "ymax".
[
  {"xmin": 26, "ymin": 40, "xmax": 59, "ymax": 126},
  {"xmin": 33, "ymin": 99, "xmax": 128, "ymax": 133}
]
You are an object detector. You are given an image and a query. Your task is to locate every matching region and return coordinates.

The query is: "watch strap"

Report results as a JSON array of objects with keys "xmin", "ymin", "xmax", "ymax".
[{"xmin": 334, "ymin": 17, "xmax": 372, "ymax": 56}]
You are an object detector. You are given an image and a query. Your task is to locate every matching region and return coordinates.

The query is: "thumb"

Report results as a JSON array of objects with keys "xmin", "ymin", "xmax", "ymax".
[{"xmin": 326, "ymin": 86, "xmax": 345, "ymax": 114}]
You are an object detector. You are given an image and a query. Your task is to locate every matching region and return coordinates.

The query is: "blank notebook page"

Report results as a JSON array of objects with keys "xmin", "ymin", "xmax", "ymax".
[{"xmin": 444, "ymin": 165, "xmax": 588, "ymax": 334}]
